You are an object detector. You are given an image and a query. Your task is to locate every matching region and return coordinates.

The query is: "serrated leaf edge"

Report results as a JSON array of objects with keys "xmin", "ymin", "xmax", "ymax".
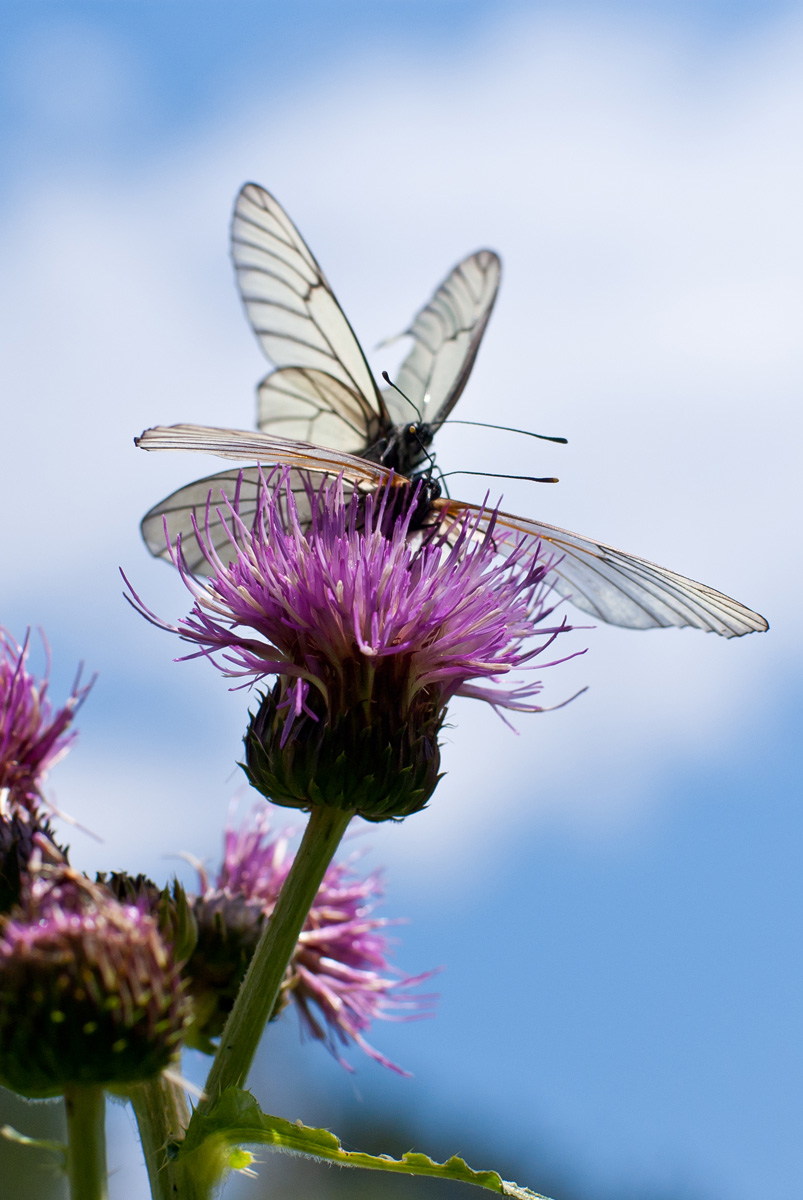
[{"xmin": 179, "ymin": 1089, "xmax": 553, "ymax": 1199}]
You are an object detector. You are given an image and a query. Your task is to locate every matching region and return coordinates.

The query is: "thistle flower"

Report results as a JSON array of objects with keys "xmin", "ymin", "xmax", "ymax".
[
  {"xmin": 0, "ymin": 628, "xmax": 92, "ymax": 814},
  {"xmin": 186, "ymin": 809, "xmax": 436, "ymax": 1074},
  {"xmin": 127, "ymin": 471, "xmax": 581, "ymax": 820},
  {"xmin": 0, "ymin": 867, "xmax": 190, "ymax": 1097}
]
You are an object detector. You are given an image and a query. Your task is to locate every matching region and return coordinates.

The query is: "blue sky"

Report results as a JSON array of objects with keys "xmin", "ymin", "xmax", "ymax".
[{"xmin": 0, "ymin": 3, "xmax": 800, "ymax": 1198}]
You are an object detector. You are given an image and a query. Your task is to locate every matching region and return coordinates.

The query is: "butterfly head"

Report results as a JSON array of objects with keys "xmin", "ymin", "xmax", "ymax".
[{"xmin": 367, "ymin": 420, "xmax": 435, "ymax": 478}]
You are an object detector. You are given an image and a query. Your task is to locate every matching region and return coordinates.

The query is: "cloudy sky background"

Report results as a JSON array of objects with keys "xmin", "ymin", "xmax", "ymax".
[{"xmin": 0, "ymin": 3, "xmax": 800, "ymax": 1198}]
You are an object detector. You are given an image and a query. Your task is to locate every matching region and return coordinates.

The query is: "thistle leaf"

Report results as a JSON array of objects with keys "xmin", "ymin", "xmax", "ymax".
[{"xmin": 177, "ymin": 1087, "xmax": 553, "ymax": 1198}]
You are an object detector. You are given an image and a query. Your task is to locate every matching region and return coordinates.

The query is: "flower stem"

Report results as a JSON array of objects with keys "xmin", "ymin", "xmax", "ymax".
[
  {"xmin": 128, "ymin": 1074, "xmax": 193, "ymax": 1200},
  {"xmin": 199, "ymin": 804, "xmax": 354, "ymax": 1113},
  {"xmin": 64, "ymin": 1085, "xmax": 108, "ymax": 1200}
]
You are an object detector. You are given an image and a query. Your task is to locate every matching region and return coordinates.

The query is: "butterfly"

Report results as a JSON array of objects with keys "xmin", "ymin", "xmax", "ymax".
[
  {"xmin": 137, "ymin": 183, "xmax": 767, "ymax": 638},
  {"xmin": 229, "ymin": 181, "xmax": 502, "ymax": 475},
  {"xmin": 142, "ymin": 180, "xmax": 505, "ymax": 556},
  {"xmin": 137, "ymin": 424, "xmax": 768, "ymax": 638}
]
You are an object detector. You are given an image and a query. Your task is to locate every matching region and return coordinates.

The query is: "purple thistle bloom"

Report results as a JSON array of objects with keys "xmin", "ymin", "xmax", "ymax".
[
  {"xmin": 140, "ymin": 470, "xmax": 574, "ymax": 719},
  {"xmin": 191, "ymin": 809, "xmax": 437, "ymax": 1075},
  {"xmin": 0, "ymin": 628, "xmax": 92, "ymax": 814},
  {"xmin": 126, "ymin": 471, "xmax": 583, "ymax": 819}
]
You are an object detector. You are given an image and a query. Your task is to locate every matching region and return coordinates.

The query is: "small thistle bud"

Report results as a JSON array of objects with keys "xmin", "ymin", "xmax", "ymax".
[
  {"xmin": 244, "ymin": 682, "xmax": 442, "ymax": 820},
  {"xmin": 0, "ymin": 870, "xmax": 190, "ymax": 1098},
  {"xmin": 99, "ymin": 871, "xmax": 198, "ymax": 967},
  {"xmin": 183, "ymin": 891, "xmax": 271, "ymax": 1050}
]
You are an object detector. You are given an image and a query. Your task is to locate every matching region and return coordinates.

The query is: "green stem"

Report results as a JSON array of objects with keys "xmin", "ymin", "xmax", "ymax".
[
  {"xmin": 64, "ymin": 1085, "xmax": 108, "ymax": 1200},
  {"xmin": 128, "ymin": 1074, "xmax": 194, "ymax": 1200},
  {"xmin": 198, "ymin": 804, "xmax": 354, "ymax": 1114}
]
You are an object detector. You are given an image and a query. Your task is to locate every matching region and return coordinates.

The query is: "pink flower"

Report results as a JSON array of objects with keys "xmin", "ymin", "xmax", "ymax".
[
  {"xmin": 190, "ymin": 810, "xmax": 437, "ymax": 1074},
  {"xmin": 0, "ymin": 629, "xmax": 92, "ymax": 813}
]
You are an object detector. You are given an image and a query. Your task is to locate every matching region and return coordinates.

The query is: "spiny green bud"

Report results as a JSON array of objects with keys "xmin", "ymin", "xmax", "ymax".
[
  {"xmin": 181, "ymin": 892, "xmax": 285, "ymax": 1052},
  {"xmin": 243, "ymin": 684, "xmax": 443, "ymax": 822},
  {"xmin": 0, "ymin": 870, "xmax": 190, "ymax": 1098},
  {"xmin": 98, "ymin": 871, "xmax": 198, "ymax": 967}
]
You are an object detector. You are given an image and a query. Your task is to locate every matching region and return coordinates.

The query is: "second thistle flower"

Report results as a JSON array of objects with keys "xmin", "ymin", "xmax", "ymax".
[
  {"xmin": 0, "ymin": 628, "xmax": 91, "ymax": 815},
  {"xmin": 185, "ymin": 809, "xmax": 435, "ymax": 1074},
  {"xmin": 129, "ymin": 472, "xmax": 581, "ymax": 820}
]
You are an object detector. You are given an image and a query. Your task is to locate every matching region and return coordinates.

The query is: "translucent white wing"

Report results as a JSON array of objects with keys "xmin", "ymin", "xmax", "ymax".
[
  {"xmin": 435, "ymin": 499, "xmax": 768, "ymax": 638},
  {"xmin": 136, "ymin": 425, "xmax": 768, "ymax": 637},
  {"xmin": 140, "ymin": 467, "xmax": 362, "ymax": 576},
  {"xmin": 231, "ymin": 183, "xmax": 385, "ymax": 424},
  {"xmin": 135, "ymin": 425, "xmax": 392, "ymax": 485},
  {"xmin": 142, "ymin": 468, "xmax": 267, "ymax": 573},
  {"xmin": 381, "ymin": 250, "xmax": 501, "ymax": 428},
  {"xmin": 255, "ymin": 366, "xmax": 385, "ymax": 454}
]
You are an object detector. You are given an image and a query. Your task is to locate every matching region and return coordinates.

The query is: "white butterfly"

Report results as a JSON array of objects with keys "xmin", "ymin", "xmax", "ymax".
[
  {"xmin": 231, "ymin": 181, "xmax": 501, "ymax": 475},
  {"xmin": 137, "ymin": 184, "xmax": 767, "ymax": 639},
  {"xmin": 142, "ymin": 180, "xmax": 503, "ymax": 554}
]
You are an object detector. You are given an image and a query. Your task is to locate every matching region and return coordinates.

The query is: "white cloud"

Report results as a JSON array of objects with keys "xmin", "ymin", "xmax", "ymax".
[{"xmin": 1, "ymin": 10, "xmax": 798, "ymax": 887}]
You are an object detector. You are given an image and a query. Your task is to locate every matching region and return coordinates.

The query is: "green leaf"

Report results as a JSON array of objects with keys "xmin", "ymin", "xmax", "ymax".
[{"xmin": 177, "ymin": 1087, "xmax": 553, "ymax": 1199}]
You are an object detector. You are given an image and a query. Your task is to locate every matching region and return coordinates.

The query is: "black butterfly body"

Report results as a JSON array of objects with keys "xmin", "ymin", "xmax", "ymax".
[{"xmin": 137, "ymin": 185, "xmax": 768, "ymax": 639}]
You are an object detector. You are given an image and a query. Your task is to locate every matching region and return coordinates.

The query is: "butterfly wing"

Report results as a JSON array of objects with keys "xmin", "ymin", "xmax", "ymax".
[
  {"xmin": 137, "ymin": 428, "xmax": 396, "ymax": 574},
  {"xmin": 231, "ymin": 183, "xmax": 390, "ymax": 448},
  {"xmin": 381, "ymin": 250, "xmax": 502, "ymax": 428},
  {"xmin": 140, "ymin": 466, "xmax": 369, "ymax": 575},
  {"xmin": 435, "ymin": 498, "xmax": 768, "ymax": 637},
  {"xmin": 255, "ymin": 366, "xmax": 387, "ymax": 453},
  {"xmin": 141, "ymin": 467, "xmax": 272, "ymax": 573},
  {"xmin": 135, "ymin": 424, "xmax": 393, "ymax": 483},
  {"xmin": 137, "ymin": 426, "xmax": 767, "ymax": 637}
]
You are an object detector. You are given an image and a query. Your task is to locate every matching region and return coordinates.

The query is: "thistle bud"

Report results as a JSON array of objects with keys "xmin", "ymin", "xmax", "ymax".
[
  {"xmin": 243, "ymin": 682, "xmax": 442, "ymax": 821},
  {"xmin": 0, "ymin": 871, "xmax": 190, "ymax": 1097},
  {"xmin": 182, "ymin": 810, "xmax": 437, "ymax": 1072},
  {"xmin": 99, "ymin": 871, "xmax": 198, "ymax": 967},
  {"xmin": 183, "ymin": 891, "xmax": 277, "ymax": 1050}
]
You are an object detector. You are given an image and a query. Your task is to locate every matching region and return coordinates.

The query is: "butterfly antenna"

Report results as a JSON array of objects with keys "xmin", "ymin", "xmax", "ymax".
[
  {"xmin": 381, "ymin": 370, "xmax": 423, "ymax": 422},
  {"xmin": 410, "ymin": 427, "xmax": 438, "ymax": 474},
  {"xmin": 441, "ymin": 419, "xmax": 567, "ymax": 445},
  {"xmin": 440, "ymin": 470, "xmax": 559, "ymax": 484}
]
